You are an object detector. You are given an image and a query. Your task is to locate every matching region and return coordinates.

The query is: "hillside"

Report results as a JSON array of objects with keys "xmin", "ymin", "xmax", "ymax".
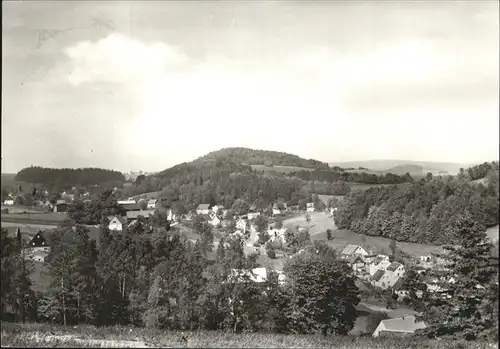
[
  {"xmin": 329, "ymin": 160, "xmax": 472, "ymax": 175},
  {"xmin": 385, "ymin": 164, "xmax": 427, "ymax": 176},
  {"xmin": 14, "ymin": 166, "xmax": 125, "ymax": 187},
  {"xmin": 194, "ymin": 147, "xmax": 330, "ymax": 170}
]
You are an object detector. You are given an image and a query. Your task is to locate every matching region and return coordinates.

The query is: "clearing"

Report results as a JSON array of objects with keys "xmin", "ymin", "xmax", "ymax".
[
  {"xmin": 1, "ymin": 212, "xmax": 68, "ymax": 225},
  {"xmin": 282, "ymin": 212, "xmax": 442, "ymax": 258},
  {"xmin": 251, "ymin": 164, "xmax": 316, "ymax": 173}
]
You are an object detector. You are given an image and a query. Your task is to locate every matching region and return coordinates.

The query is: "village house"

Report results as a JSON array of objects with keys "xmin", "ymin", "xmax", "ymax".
[
  {"xmin": 211, "ymin": 205, "xmax": 225, "ymax": 214},
  {"xmin": 272, "ymin": 204, "xmax": 282, "ymax": 216},
  {"xmin": 371, "ymin": 262, "xmax": 405, "ymax": 289},
  {"xmin": 267, "ymin": 227, "xmax": 287, "ymax": 243},
  {"xmin": 209, "ymin": 214, "xmax": 221, "ymax": 227},
  {"xmin": 3, "ymin": 196, "xmax": 15, "ymax": 206},
  {"xmin": 229, "ymin": 267, "xmax": 268, "ymax": 284},
  {"xmin": 236, "ymin": 217, "xmax": 248, "ymax": 233},
  {"xmin": 347, "ymin": 255, "xmax": 366, "ymax": 273},
  {"xmin": 147, "ymin": 199, "xmax": 160, "ymax": 209},
  {"xmin": 182, "ymin": 211, "xmax": 195, "ymax": 221},
  {"xmin": 247, "ymin": 211, "xmax": 261, "ymax": 220},
  {"xmin": 340, "ymin": 244, "xmax": 369, "ymax": 259},
  {"xmin": 306, "ymin": 202, "xmax": 315, "ymax": 212},
  {"xmin": 368, "ymin": 255, "xmax": 391, "ymax": 276},
  {"xmin": 108, "ymin": 215, "xmax": 127, "ymax": 232},
  {"xmin": 25, "ymin": 232, "xmax": 50, "ymax": 263},
  {"xmin": 53, "ymin": 200, "xmax": 69, "ymax": 213},
  {"xmin": 372, "ymin": 316, "xmax": 426, "ymax": 338},
  {"xmin": 167, "ymin": 208, "xmax": 176, "ymax": 221},
  {"xmin": 196, "ymin": 204, "xmax": 212, "ymax": 215}
]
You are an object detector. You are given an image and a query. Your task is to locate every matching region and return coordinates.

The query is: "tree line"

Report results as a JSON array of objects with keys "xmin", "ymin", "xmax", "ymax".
[
  {"xmin": 334, "ymin": 162, "xmax": 499, "ymax": 245},
  {"xmin": 0, "ymin": 220, "xmax": 361, "ymax": 335},
  {"xmin": 286, "ymin": 169, "xmax": 413, "ymax": 185},
  {"xmin": 15, "ymin": 166, "xmax": 125, "ymax": 188},
  {"xmin": 1, "ymin": 209, "xmax": 498, "ymax": 341},
  {"xmin": 193, "ymin": 147, "xmax": 330, "ymax": 170}
]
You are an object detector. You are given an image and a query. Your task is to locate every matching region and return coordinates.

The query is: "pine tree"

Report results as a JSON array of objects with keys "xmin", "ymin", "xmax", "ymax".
[{"xmin": 418, "ymin": 212, "xmax": 499, "ymax": 340}]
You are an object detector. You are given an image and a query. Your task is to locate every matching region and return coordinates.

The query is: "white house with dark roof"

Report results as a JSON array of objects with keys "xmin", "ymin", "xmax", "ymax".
[
  {"xmin": 108, "ymin": 215, "xmax": 127, "ymax": 232},
  {"xmin": 211, "ymin": 205, "xmax": 225, "ymax": 214},
  {"xmin": 372, "ymin": 316, "xmax": 426, "ymax": 337},
  {"xmin": 209, "ymin": 214, "xmax": 221, "ymax": 227},
  {"xmin": 236, "ymin": 218, "xmax": 247, "ymax": 233},
  {"xmin": 147, "ymin": 199, "xmax": 159, "ymax": 209},
  {"xmin": 196, "ymin": 204, "xmax": 211, "ymax": 215},
  {"xmin": 371, "ymin": 262, "xmax": 405, "ymax": 289},
  {"xmin": 340, "ymin": 244, "xmax": 369, "ymax": 259},
  {"xmin": 368, "ymin": 255, "xmax": 391, "ymax": 276},
  {"xmin": 25, "ymin": 232, "xmax": 50, "ymax": 263}
]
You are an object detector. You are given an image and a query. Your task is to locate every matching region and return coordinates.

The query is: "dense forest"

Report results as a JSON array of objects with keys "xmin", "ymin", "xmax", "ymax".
[
  {"xmin": 14, "ymin": 166, "xmax": 125, "ymax": 188},
  {"xmin": 335, "ymin": 162, "xmax": 499, "ymax": 245},
  {"xmin": 193, "ymin": 147, "xmax": 330, "ymax": 169},
  {"xmin": 119, "ymin": 148, "xmax": 416, "ymax": 211},
  {"xmin": 286, "ymin": 169, "xmax": 413, "ymax": 185},
  {"xmin": 1, "ymin": 223, "xmax": 360, "ymax": 335}
]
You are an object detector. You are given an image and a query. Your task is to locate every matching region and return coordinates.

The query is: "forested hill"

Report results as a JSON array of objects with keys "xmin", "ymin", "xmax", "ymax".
[
  {"xmin": 334, "ymin": 161, "xmax": 499, "ymax": 245},
  {"xmin": 15, "ymin": 166, "xmax": 125, "ymax": 187},
  {"xmin": 193, "ymin": 147, "xmax": 330, "ymax": 169}
]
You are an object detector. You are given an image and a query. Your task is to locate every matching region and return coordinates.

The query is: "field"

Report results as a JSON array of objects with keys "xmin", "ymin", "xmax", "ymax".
[
  {"xmin": 1, "ymin": 323, "xmax": 495, "ymax": 349},
  {"xmin": 251, "ymin": 165, "xmax": 316, "ymax": 173},
  {"xmin": 282, "ymin": 212, "xmax": 442, "ymax": 258},
  {"xmin": 1, "ymin": 212, "xmax": 68, "ymax": 225},
  {"xmin": 1, "ymin": 204, "xmax": 49, "ymax": 213}
]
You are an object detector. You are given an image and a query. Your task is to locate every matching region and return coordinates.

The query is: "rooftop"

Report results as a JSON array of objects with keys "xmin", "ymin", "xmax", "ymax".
[{"xmin": 379, "ymin": 316, "xmax": 426, "ymax": 333}]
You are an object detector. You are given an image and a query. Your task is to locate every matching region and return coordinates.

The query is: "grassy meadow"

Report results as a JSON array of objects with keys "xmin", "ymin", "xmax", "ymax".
[
  {"xmin": 250, "ymin": 165, "xmax": 316, "ymax": 173},
  {"xmin": 283, "ymin": 212, "xmax": 442, "ymax": 258},
  {"xmin": 1, "ymin": 323, "xmax": 496, "ymax": 349}
]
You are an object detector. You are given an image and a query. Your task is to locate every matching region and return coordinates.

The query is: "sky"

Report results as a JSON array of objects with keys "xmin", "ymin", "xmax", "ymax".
[{"xmin": 2, "ymin": 1, "xmax": 499, "ymax": 173}]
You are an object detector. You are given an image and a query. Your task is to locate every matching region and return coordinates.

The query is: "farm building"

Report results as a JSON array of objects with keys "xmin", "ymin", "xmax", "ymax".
[
  {"xmin": 126, "ymin": 210, "xmax": 155, "ymax": 223},
  {"xmin": 119, "ymin": 202, "xmax": 141, "ymax": 212},
  {"xmin": 368, "ymin": 255, "xmax": 391, "ymax": 276},
  {"xmin": 196, "ymin": 204, "xmax": 212, "ymax": 215},
  {"xmin": 347, "ymin": 255, "xmax": 366, "ymax": 273},
  {"xmin": 372, "ymin": 316, "xmax": 426, "ymax": 337},
  {"xmin": 340, "ymin": 244, "xmax": 369, "ymax": 259},
  {"xmin": 53, "ymin": 201, "xmax": 68, "ymax": 213},
  {"xmin": 371, "ymin": 263, "xmax": 405, "ymax": 290}
]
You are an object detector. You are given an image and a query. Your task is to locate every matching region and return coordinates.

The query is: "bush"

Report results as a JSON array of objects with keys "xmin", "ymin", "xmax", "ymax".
[
  {"xmin": 326, "ymin": 229, "xmax": 332, "ymax": 240},
  {"xmin": 253, "ymin": 242, "xmax": 261, "ymax": 248},
  {"xmin": 266, "ymin": 244, "xmax": 276, "ymax": 259}
]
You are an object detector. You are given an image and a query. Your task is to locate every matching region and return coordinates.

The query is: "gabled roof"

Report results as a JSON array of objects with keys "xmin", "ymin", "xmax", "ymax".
[
  {"xmin": 373, "ymin": 269, "xmax": 385, "ymax": 282},
  {"xmin": 387, "ymin": 262, "xmax": 403, "ymax": 272},
  {"xmin": 126, "ymin": 210, "xmax": 155, "ymax": 219},
  {"xmin": 341, "ymin": 244, "xmax": 364, "ymax": 256},
  {"xmin": 29, "ymin": 232, "xmax": 49, "ymax": 248},
  {"xmin": 348, "ymin": 255, "xmax": 365, "ymax": 265},
  {"xmin": 107, "ymin": 215, "xmax": 127, "ymax": 225},
  {"xmin": 392, "ymin": 277, "xmax": 405, "ymax": 290},
  {"xmin": 379, "ymin": 316, "xmax": 426, "ymax": 333},
  {"xmin": 120, "ymin": 203, "xmax": 141, "ymax": 211},
  {"xmin": 197, "ymin": 204, "xmax": 211, "ymax": 210}
]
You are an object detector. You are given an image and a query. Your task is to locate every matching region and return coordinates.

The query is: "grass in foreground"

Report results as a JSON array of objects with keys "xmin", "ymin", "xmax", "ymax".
[{"xmin": 1, "ymin": 323, "xmax": 497, "ymax": 349}]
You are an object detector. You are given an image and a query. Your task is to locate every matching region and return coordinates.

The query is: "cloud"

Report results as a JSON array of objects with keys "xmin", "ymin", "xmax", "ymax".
[{"xmin": 64, "ymin": 33, "xmax": 190, "ymax": 86}]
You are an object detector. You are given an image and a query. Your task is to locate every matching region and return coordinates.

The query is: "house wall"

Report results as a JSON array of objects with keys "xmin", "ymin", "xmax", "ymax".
[
  {"xmin": 369, "ymin": 260, "xmax": 391, "ymax": 276},
  {"xmin": 109, "ymin": 220, "xmax": 123, "ymax": 231},
  {"xmin": 197, "ymin": 209, "xmax": 210, "ymax": 215},
  {"xmin": 372, "ymin": 322, "xmax": 387, "ymax": 337}
]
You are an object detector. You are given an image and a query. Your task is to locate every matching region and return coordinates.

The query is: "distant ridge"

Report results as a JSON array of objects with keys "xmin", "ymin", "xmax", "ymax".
[{"xmin": 328, "ymin": 159, "xmax": 475, "ymax": 175}]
